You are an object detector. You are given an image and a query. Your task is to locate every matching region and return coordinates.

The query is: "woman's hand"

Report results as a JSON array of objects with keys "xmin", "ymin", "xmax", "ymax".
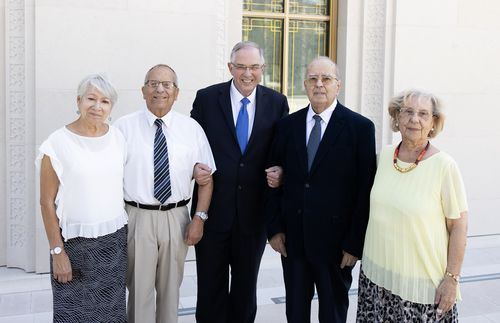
[
  {"xmin": 52, "ymin": 250, "xmax": 73, "ymax": 283},
  {"xmin": 434, "ymin": 276, "xmax": 457, "ymax": 318}
]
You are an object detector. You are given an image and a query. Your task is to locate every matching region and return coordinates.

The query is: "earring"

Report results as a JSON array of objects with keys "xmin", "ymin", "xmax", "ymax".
[
  {"xmin": 76, "ymin": 110, "xmax": 80, "ymax": 115},
  {"xmin": 395, "ymin": 123, "xmax": 399, "ymax": 127},
  {"xmin": 431, "ymin": 127, "xmax": 435, "ymax": 131},
  {"xmin": 108, "ymin": 116, "xmax": 112, "ymax": 122}
]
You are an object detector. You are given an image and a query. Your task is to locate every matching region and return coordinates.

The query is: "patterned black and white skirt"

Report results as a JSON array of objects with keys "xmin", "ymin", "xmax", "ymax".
[
  {"xmin": 356, "ymin": 270, "xmax": 458, "ymax": 323},
  {"xmin": 51, "ymin": 226, "xmax": 127, "ymax": 323}
]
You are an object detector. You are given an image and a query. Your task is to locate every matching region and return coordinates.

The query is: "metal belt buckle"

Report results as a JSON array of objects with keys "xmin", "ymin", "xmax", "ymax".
[{"xmin": 158, "ymin": 204, "xmax": 163, "ymax": 211}]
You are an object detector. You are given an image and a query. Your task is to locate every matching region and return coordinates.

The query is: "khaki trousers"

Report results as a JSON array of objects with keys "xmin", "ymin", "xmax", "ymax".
[{"xmin": 126, "ymin": 204, "xmax": 190, "ymax": 323}]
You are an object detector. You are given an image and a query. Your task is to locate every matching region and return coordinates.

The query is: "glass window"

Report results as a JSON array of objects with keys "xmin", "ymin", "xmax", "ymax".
[
  {"xmin": 289, "ymin": 0, "xmax": 329, "ymax": 15},
  {"xmin": 243, "ymin": 17, "xmax": 283, "ymax": 92},
  {"xmin": 243, "ymin": 0, "xmax": 336, "ymax": 111},
  {"xmin": 243, "ymin": 0, "xmax": 284, "ymax": 13},
  {"xmin": 287, "ymin": 20, "xmax": 328, "ymax": 109}
]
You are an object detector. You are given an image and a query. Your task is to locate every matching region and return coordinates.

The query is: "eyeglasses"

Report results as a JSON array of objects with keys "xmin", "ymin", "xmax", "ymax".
[
  {"xmin": 230, "ymin": 63, "xmax": 264, "ymax": 72},
  {"xmin": 305, "ymin": 74, "xmax": 338, "ymax": 86},
  {"xmin": 145, "ymin": 80, "xmax": 177, "ymax": 89},
  {"xmin": 398, "ymin": 107, "xmax": 434, "ymax": 121}
]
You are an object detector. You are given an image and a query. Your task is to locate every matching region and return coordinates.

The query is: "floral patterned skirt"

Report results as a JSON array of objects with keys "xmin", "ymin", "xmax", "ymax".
[{"xmin": 356, "ymin": 270, "xmax": 458, "ymax": 323}]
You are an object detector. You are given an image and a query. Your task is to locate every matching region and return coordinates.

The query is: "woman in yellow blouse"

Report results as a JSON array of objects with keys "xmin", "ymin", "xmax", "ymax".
[{"xmin": 357, "ymin": 90, "xmax": 468, "ymax": 323}]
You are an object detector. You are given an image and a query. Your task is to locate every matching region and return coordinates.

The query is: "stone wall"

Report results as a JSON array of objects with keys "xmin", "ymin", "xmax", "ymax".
[{"xmin": 1, "ymin": 0, "xmax": 499, "ymax": 273}]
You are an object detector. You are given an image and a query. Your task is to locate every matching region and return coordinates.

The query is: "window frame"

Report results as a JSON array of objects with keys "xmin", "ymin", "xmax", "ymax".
[{"xmin": 242, "ymin": 0, "xmax": 338, "ymax": 96}]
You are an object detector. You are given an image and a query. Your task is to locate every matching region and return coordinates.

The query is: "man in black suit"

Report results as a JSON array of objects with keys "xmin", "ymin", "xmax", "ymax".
[
  {"xmin": 267, "ymin": 57, "xmax": 377, "ymax": 323},
  {"xmin": 190, "ymin": 41, "xmax": 289, "ymax": 323}
]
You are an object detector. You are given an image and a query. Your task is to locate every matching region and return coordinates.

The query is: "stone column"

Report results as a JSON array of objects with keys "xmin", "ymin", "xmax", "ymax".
[
  {"xmin": 4, "ymin": 0, "xmax": 37, "ymax": 272},
  {"xmin": 337, "ymin": 0, "xmax": 396, "ymax": 150}
]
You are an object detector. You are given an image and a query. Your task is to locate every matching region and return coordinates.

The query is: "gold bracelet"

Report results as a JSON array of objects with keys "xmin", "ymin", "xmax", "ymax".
[{"xmin": 445, "ymin": 271, "xmax": 460, "ymax": 283}]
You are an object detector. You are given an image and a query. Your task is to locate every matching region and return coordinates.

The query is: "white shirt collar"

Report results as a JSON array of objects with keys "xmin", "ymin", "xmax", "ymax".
[
  {"xmin": 307, "ymin": 99, "xmax": 338, "ymax": 124},
  {"xmin": 230, "ymin": 80, "xmax": 257, "ymax": 104},
  {"xmin": 144, "ymin": 107, "xmax": 173, "ymax": 128}
]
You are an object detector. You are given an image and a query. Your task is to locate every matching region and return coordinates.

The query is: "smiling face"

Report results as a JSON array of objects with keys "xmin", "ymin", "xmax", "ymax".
[
  {"xmin": 228, "ymin": 46, "xmax": 264, "ymax": 97},
  {"xmin": 398, "ymin": 96, "xmax": 435, "ymax": 145},
  {"xmin": 77, "ymin": 86, "xmax": 112, "ymax": 125},
  {"xmin": 142, "ymin": 66, "xmax": 179, "ymax": 117},
  {"xmin": 304, "ymin": 59, "xmax": 341, "ymax": 113}
]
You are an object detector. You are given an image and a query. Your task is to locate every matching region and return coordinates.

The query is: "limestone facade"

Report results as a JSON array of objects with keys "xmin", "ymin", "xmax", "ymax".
[{"xmin": 1, "ymin": 0, "xmax": 499, "ymax": 272}]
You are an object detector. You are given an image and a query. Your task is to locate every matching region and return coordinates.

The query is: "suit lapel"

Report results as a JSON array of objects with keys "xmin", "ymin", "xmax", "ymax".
[
  {"xmin": 294, "ymin": 108, "xmax": 309, "ymax": 174},
  {"xmin": 309, "ymin": 104, "xmax": 347, "ymax": 175},
  {"xmin": 246, "ymin": 85, "xmax": 265, "ymax": 150},
  {"xmin": 218, "ymin": 80, "xmax": 238, "ymax": 146}
]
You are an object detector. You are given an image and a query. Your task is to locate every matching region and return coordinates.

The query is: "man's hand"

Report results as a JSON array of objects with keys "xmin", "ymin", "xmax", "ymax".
[
  {"xmin": 340, "ymin": 251, "xmax": 358, "ymax": 269},
  {"xmin": 269, "ymin": 233, "xmax": 287, "ymax": 257},
  {"xmin": 52, "ymin": 251, "xmax": 73, "ymax": 283},
  {"xmin": 193, "ymin": 163, "xmax": 212, "ymax": 186},
  {"xmin": 265, "ymin": 166, "xmax": 283, "ymax": 188},
  {"xmin": 184, "ymin": 217, "xmax": 204, "ymax": 246}
]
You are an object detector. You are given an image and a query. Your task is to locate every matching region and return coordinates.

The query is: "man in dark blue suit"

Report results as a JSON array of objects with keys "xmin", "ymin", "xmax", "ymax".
[
  {"xmin": 267, "ymin": 57, "xmax": 377, "ymax": 322},
  {"xmin": 190, "ymin": 41, "xmax": 289, "ymax": 323}
]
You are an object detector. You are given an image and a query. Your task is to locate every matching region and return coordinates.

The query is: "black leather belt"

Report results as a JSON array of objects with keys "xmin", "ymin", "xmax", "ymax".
[{"xmin": 125, "ymin": 199, "xmax": 190, "ymax": 211}]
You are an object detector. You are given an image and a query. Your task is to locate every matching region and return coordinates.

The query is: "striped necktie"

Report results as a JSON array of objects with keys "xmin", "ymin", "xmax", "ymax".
[
  {"xmin": 236, "ymin": 97, "xmax": 250, "ymax": 153},
  {"xmin": 153, "ymin": 118, "xmax": 171, "ymax": 204}
]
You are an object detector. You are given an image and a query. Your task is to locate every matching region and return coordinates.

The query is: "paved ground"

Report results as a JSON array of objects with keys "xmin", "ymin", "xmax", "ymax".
[{"xmin": 1, "ymin": 234, "xmax": 500, "ymax": 322}]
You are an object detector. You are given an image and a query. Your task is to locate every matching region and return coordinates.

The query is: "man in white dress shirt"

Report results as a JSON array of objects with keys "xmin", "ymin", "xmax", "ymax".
[{"xmin": 114, "ymin": 64, "xmax": 215, "ymax": 323}]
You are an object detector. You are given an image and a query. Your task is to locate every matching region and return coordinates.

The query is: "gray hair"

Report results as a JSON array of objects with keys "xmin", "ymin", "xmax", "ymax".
[
  {"xmin": 77, "ymin": 74, "xmax": 118, "ymax": 107},
  {"xmin": 144, "ymin": 64, "xmax": 179, "ymax": 87},
  {"xmin": 388, "ymin": 89, "xmax": 445, "ymax": 138},
  {"xmin": 306, "ymin": 56, "xmax": 341, "ymax": 80},
  {"xmin": 229, "ymin": 41, "xmax": 265, "ymax": 65}
]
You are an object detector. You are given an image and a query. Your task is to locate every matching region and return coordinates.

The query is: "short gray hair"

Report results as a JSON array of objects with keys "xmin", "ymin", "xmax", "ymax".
[
  {"xmin": 144, "ymin": 64, "xmax": 179, "ymax": 87},
  {"xmin": 77, "ymin": 74, "xmax": 118, "ymax": 106},
  {"xmin": 230, "ymin": 41, "xmax": 265, "ymax": 65}
]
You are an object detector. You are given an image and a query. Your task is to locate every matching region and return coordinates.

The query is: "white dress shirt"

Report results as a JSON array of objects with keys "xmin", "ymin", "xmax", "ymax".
[
  {"xmin": 230, "ymin": 81, "xmax": 256, "ymax": 138},
  {"xmin": 114, "ymin": 108, "xmax": 216, "ymax": 205},
  {"xmin": 305, "ymin": 99, "xmax": 338, "ymax": 145}
]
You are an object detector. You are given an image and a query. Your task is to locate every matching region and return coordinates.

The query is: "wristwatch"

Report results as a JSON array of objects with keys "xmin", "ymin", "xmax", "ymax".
[
  {"xmin": 195, "ymin": 211, "xmax": 208, "ymax": 222},
  {"xmin": 50, "ymin": 246, "xmax": 63, "ymax": 255}
]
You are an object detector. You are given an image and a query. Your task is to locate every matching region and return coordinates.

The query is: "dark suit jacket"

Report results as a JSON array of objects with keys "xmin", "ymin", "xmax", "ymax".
[
  {"xmin": 191, "ymin": 80, "xmax": 289, "ymax": 235},
  {"xmin": 267, "ymin": 103, "xmax": 376, "ymax": 263}
]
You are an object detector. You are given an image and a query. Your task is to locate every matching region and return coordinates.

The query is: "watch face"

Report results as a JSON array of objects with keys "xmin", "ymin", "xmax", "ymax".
[
  {"xmin": 196, "ymin": 212, "xmax": 208, "ymax": 221},
  {"xmin": 52, "ymin": 247, "xmax": 62, "ymax": 255}
]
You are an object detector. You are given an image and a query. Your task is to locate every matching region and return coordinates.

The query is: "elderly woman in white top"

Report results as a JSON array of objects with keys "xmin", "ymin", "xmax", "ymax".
[{"xmin": 37, "ymin": 74, "xmax": 127, "ymax": 323}]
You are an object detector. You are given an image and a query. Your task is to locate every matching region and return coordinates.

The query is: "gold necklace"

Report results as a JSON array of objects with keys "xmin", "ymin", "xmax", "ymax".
[{"xmin": 393, "ymin": 141, "xmax": 430, "ymax": 173}]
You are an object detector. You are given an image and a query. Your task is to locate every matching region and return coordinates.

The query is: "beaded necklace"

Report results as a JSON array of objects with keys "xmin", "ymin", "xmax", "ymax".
[{"xmin": 393, "ymin": 141, "xmax": 430, "ymax": 173}]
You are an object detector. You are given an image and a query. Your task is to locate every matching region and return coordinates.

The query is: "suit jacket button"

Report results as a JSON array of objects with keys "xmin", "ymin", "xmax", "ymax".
[
  {"xmin": 297, "ymin": 209, "xmax": 302, "ymax": 214},
  {"xmin": 240, "ymin": 163, "xmax": 244, "ymax": 167},
  {"xmin": 305, "ymin": 183, "xmax": 310, "ymax": 188},
  {"xmin": 238, "ymin": 185, "xmax": 242, "ymax": 190}
]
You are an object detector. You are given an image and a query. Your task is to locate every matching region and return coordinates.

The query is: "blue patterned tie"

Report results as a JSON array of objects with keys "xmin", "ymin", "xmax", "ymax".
[
  {"xmin": 236, "ymin": 97, "xmax": 250, "ymax": 153},
  {"xmin": 153, "ymin": 119, "xmax": 171, "ymax": 204},
  {"xmin": 307, "ymin": 115, "xmax": 322, "ymax": 170}
]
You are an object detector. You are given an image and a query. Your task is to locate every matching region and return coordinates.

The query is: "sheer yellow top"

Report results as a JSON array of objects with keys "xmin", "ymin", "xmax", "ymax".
[{"xmin": 362, "ymin": 144, "xmax": 468, "ymax": 304}]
